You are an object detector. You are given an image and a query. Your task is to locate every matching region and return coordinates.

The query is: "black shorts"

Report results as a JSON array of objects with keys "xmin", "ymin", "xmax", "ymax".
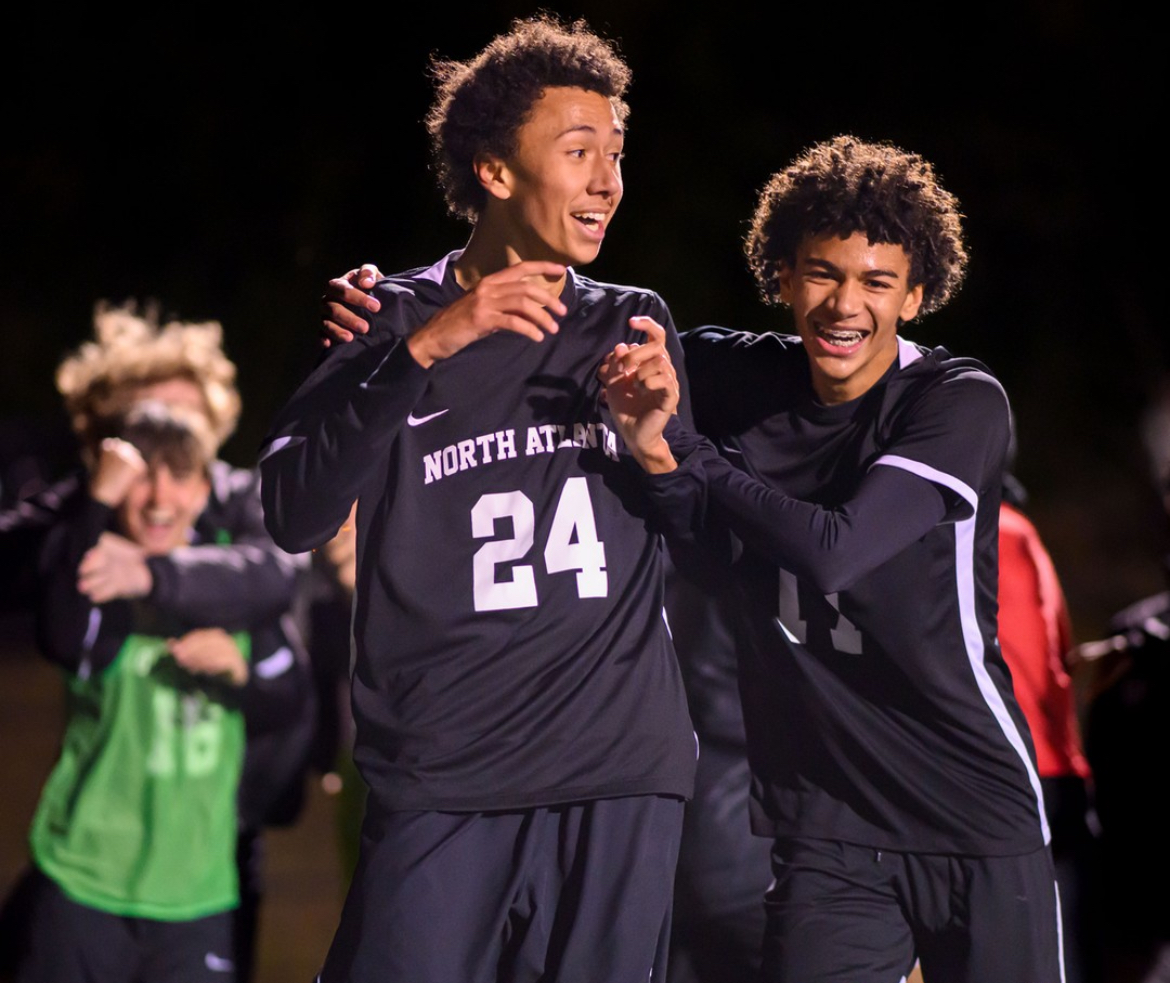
[
  {"xmin": 17, "ymin": 871, "xmax": 236, "ymax": 983},
  {"xmin": 320, "ymin": 794, "xmax": 685, "ymax": 983},
  {"xmin": 761, "ymin": 838, "xmax": 1063, "ymax": 983}
]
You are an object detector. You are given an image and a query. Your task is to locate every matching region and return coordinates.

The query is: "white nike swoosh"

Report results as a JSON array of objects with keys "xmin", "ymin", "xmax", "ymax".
[
  {"xmin": 407, "ymin": 409, "xmax": 450, "ymax": 426},
  {"xmin": 205, "ymin": 953, "xmax": 235, "ymax": 972}
]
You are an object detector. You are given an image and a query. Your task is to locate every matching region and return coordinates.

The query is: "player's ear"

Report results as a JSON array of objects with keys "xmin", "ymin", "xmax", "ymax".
[
  {"xmin": 777, "ymin": 262, "xmax": 795, "ymax": 305},
  {"xmin": 474, "ymin": 153, "xmax": 513, "ymax": 202},
  {"xmin": 899, "ymin": 283, "xmax": 925, "ymax": 324}
]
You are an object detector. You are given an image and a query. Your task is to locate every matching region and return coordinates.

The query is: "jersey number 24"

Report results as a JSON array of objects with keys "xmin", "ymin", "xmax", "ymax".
[{"xmin": 471, "ymin": 477, "xmax": 607, "ymax": 612}]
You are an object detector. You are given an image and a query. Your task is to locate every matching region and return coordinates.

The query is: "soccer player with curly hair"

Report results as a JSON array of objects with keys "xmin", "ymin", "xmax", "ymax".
[{"xmin": 604, "ymin": 135, "xmax": 1062, "ymax": 983}]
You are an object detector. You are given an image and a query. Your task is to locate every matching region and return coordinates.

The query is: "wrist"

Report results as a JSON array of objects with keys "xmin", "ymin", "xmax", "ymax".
[
  {"xmin": 88, "ymin": 477, "xmax": 126, "ymax": 508},
  {"xmin": 634, "ymin": 437, "xmax": 678, "ymax": 475},
  {"xmin": 406, "ymin": 328, "xmax": 438, "ymax": 369}
]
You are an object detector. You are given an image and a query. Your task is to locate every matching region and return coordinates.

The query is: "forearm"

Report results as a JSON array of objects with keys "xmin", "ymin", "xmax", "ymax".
[
  {"xmin": 703, "ymin": 453, "xmax": 947, "ymax": 593},
  {"xmin": 147, "ymin": 543, "xmax": 301, "ymax": 629},
  {"xmin": 261, "ymin": 337, "xmax": 429, "ymax": 552},
  {"xmin": 646, "ymin": 421, "xmax": 949, "ymax": 594}
]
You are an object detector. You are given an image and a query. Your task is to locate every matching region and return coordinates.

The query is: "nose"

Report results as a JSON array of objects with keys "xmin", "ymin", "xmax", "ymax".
[
  {"xmin": 147, "ymin": 465, "xmax": 177, "ymax": 505},
  {"xmin": 827, "ymin": 278, "xmax": 863, "ymax": 319},
  {"xmin": 589, "ymin": 154, "xmax": 622, "ymax": 199}
]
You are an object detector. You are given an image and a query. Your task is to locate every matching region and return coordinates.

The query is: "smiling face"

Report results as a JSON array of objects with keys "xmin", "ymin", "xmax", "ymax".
[
  {"xmin": 779, "ymin": 232, "xmax": 924, "ymax": 405},
  {"xmin": 117, "ymin": 459, "xmax": 210, "ymax": 556},
  {"xmin": 485, "ymin": 86, "xmax": 624, "ymax": 267}
]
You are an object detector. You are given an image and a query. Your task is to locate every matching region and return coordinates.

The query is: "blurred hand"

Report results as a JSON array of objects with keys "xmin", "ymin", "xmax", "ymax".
[
  {"xmin": 78, "ymin": 531, "xmax": 153, "ymax": 603},
  {"xmin": 89, "ymin": 438, "xmax": 147, "ymax": 508},
  {"xmin": 169, "ymin": 628, "xmax": 248, "ymax": 687}
]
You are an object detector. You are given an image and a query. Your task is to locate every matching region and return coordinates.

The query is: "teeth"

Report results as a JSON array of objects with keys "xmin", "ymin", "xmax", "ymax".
[
  {"xmin": 819, "ymin": 328, "xmax": 863, "ymax": 346},
  {"xmin": 574, "ymin": 212, "xmax": 604, "ymax": 226},
  {"xmin": 144, "ymin": 510, "xmax": 174, "ymax": 526}
]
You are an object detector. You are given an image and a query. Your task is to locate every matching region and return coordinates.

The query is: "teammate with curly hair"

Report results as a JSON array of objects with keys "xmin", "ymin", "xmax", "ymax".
[
  {"xmin": 264, "ymin": 16, "xmax": 695, "ymax": 983},
  {"xmin": 603, "ymin": 136, "xmax": 1063, "ymax": 983}
]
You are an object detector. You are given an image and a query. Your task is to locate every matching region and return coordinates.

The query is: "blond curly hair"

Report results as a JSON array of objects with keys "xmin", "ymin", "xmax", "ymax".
[{"xmin": 56, "ymin": 302, "xmax": 241, "ymax": 458}]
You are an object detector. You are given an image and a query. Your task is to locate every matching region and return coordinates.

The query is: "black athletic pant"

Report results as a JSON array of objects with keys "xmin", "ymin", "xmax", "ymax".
[
  {"xmin": 320, "ymin": 794, "xmax": 684, "ymax": 983},
  {"xmin": 761, "ymin": 838, "xmax": 1064, "ymax": 983}
]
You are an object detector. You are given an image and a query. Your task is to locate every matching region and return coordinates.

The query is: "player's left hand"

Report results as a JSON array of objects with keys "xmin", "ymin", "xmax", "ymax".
[
  {"xmin": 169, "ymin": 627, "xmax": 249, "ymax": 687},
  {"xmin": 78, "ymin": 531, "xmax": 153, "ymax": 603},
  {"xmin": 598, "ymin": 316, "xmax": 679, "ymax": 474},
  {"xmin": 321, "ymin": 264, "xmax": 383, "ymax": 347}
]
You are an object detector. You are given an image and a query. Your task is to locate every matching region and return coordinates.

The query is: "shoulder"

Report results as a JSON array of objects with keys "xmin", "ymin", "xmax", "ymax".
[
  {"xmin": 683, "ymin": 327, "xmax": 808, "ymax": 407},
  {"xmin": 892, "ymin": 340, "xmax": 1010, "ymax": 424},
  {"xmin": 681, "ymin": 325, "xmax": 804, "ymax": 365},
  {"xmin": 675, "ymin": 327, "xmax": 810, "ymax": 438},
  {"xmin": 362, "ymin": 254, "xmax": 464, "ymax": 340},
  {"xmin": 570, "ymin": 272, "xmax": 673, "ymax": 320}
]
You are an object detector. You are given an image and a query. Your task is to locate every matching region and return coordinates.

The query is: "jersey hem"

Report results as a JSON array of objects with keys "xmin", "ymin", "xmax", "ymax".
[{"xmin": 36, "ymin": 863, "xmax": 239, "ymax": 922}]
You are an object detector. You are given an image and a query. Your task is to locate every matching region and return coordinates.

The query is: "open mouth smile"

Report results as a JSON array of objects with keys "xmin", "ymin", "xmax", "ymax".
[
  {"xmin": 572, "ymin": 211, "xmax": 606, "ymax": 234},
  {"xmin": 813, "ymin": 324, "xmax": 868, "ymax": 353}
]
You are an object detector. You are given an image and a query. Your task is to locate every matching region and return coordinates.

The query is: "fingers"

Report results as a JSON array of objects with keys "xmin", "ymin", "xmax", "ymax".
[
  {"xmin": 98, "ymin": 438, "xmax": 147, "ymax": 474},
  {"xmin": 320, "ymin": 266, "xmax": 383, "ymax": 347},
  {"xmin": 605, "ymin": 318, "xmax": 674, "ymax": 382},
  {"xmin": 356, "ymin": 263, "xmax": 382, "ymax": 289},
  {"xmin": 90, "ymin": 441, "xmax": 148, "ymax": 508},
  {"xmin": 76, "ymin": 534, "xmax": 152, "ymax": 603},
  {"xmin": 408, "ymin": 274, "xmax": 569, "ymax": 366},
  {"xmin": 628, "ymin": 315, "xmax": 666, "ymax": 343},
  {"xmin": 170, "ymin": 628, "xmax": 248, "ymax": 685}
]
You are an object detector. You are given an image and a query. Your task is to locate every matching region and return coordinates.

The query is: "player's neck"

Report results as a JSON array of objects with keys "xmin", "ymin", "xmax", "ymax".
[
  {"xmin": 455, "ymin": 221, "xmax": 568, "ymax": 297},
  {"xmin": 809, "ymin": 345, "xmax": 899, "ymax": 406}
]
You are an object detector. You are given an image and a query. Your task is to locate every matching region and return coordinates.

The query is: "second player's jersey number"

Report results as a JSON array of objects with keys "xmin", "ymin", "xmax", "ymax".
[
  {"xmin": 471, "ymin": 477, "xmax": 608, "ymax": 612},
  {"xmin": 778, "ymin": 568, "xmax": 864, "ymax": 654}
]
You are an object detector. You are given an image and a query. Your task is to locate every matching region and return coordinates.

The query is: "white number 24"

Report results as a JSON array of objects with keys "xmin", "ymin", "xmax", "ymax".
[{"xmin": 471, "ymin": 477, "xmax": 607, "ymax": 611}]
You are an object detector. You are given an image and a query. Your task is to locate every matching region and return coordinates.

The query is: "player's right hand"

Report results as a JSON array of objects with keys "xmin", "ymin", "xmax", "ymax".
[
  {"xmin": 88, "ymin": 437, "xmax": 148, "ymax": 508},
  {"xmin": 321, "ymin": 264, "xmax": 383, "ymax": 347},
  {"xmin": 406, "ymin": 261, "xmax": 568, "ymax": 368},
  {"xmin": 169, "ymin": 628, "xmax": 249, "ymax": 687}
]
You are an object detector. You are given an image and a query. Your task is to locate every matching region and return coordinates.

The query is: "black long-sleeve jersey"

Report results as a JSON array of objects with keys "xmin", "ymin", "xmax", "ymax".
[
  {"xmin": 649, "ymin": 327, "xmax": 1047, "ymax": 856},
  {"xmin": 261, "ymin": 253, "xmax": 696, "ymax": 813}
]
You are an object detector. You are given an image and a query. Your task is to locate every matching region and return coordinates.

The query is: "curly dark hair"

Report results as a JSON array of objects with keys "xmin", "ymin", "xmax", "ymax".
[
  {"xmin": 746, "ymin": 136, "xmax": 967, "ymax": 316},
  {"xmin": 426, "ymin": 14, "xmax": 631, "ymax": 221}
]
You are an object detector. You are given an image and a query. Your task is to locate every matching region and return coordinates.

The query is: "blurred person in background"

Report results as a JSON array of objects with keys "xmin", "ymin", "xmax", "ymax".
[
  {"xmin": 1076, "ymin": 386, "xmax": 1170, "ymax": 983},
  {"xmin": 17, "ymin": 402, "xmax": 301, "ymax": 983},
  {"xmin": 0, "ymin": 304, "xmax": 313, "ymax": 983}
]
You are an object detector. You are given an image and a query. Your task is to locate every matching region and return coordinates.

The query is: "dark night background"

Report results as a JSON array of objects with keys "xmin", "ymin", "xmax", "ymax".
[
  {"xmin": 0, "ymin": 6, "xmax": 1164, "ymax": 978},
  {"xmin": 2, "ymin": 2, "xmax": 1163, "ymax": 633}
]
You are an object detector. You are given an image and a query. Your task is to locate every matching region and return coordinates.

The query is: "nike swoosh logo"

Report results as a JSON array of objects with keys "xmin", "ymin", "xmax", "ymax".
[
  {"xmin": 407, "ymin": 409, "xmax": 450, "ymax": 427},
  {"xmin": 205, "ymin": 953, "xmax": 235, "ymax": 972}
]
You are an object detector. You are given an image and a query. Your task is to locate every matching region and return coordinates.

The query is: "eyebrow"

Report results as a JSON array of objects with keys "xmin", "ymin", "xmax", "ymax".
[
  {"xmin": 557, "ymin": 124, "xmax": 625, "ymax": 139},
  {"xmin": 803, "ymin": 257, "xmax": 902, "ymax": 280}
]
